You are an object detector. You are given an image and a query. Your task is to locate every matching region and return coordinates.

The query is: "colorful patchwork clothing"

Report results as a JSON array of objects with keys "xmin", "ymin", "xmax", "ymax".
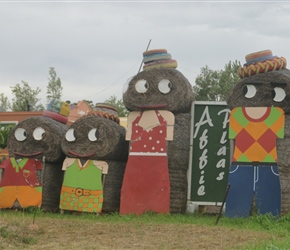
[
  {"xmin": 0, "ymin": 158, "xmax": 42, "ymax": 208},
  {"xmin": 229, "ymin": 107, "xmax": 284, "ymax": 163},
  {"xmin": 60, "ymin": 158, "xmax": 108, "ymax": 213},
  {"xmin": 226, "ymin": 107, "xmax": 285, "ymax": 217}
]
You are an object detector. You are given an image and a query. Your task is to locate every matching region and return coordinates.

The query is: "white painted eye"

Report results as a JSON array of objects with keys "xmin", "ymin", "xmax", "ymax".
[
  {"xmin": 14, "ymin": 128, "xmax": 27, "ymax": 142},
  {"xmin": 243, "ymin": 84, "xmax": 257, "ymax": 98},
  {"xmin": 88, "ymin": 128, "xmax": 99, "ymax": 142},
  {"xmin": 65, "ymin": 128, "xmax": 76, "ymax": 142},
  {"xmin": 122, "ymin": 77, "xmax": 132, "ymax": 94},
  {"xmin": 272, "ymin": 87, "xmax": 286, "ymax": 102},
  {"xmin": 33, "ymin": 127, "xmax": 45, "ymax": 141},
  {"xmin": 158, "ymin": 79, "xmax": 172, "ymax": 94},
  {"xmin": 135, "ymin": 79, "xmax": 149, "ymax": 93}
]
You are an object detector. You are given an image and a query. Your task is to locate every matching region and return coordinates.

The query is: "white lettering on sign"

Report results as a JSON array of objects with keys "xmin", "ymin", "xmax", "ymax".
[
  {"xmin": 218, "ymin": 109, "xmax": 230, "ymax": 129},
  {"xmin": 199, "ymin": 149, "xmax": 208, "ymax": 170},
  {"xmin": 215, "ymin": 108, "xmax": 230, "ymax": 182},
  {"xmin": 197, "ymin": 185, "xmax": 205, "ymax": 196},
  {"xmin": 199, "ymin": 129, "xmax": 208, "ymax": 149},
  {"xmin": 195, "ymin": 107, "xmax": 212, "ymax": 197},
  {"xmin": 194, "ymin": 106, "xmax": 230, "ymax": 197},
  {"xmin": 193, "ymin": 106, "xmax": 213, "ymax": 139},
  {"xmin": 216, "ymin": 172, "xmax": 224, "ymax": 181}
]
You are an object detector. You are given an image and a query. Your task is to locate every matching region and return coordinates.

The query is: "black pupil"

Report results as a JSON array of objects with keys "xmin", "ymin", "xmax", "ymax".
[
  {"xmin": 95, "ymin": 130, "xmax": 99, "ymax": 139},
  {"xmin": 242, "ymin": 86, "xmax": 248, "ymax": 96},
  {"xmin": 272, "ymin": 90, "xmax": 276, "ymax": 99}
]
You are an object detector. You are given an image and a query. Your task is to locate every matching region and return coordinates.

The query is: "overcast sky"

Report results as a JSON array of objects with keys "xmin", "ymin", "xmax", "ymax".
[{"xmin": 1, "ymin": 1, "xmax": 290, "ymax": 107}]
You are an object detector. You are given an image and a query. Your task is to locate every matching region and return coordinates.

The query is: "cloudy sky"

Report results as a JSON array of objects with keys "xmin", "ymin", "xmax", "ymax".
[{"xmin": 1, "ymin": 1, "xmax": 290, "ymax": 107}]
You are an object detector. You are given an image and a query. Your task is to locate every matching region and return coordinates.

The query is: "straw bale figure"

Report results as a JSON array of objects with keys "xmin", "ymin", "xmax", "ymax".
[
  {"xmin": 226, "ymin": 50, "xmax": 290, "ymax": 216},
  {"xmin": 120, "ymin": 49, "xmax": 194, "ymax": 214},
  {"xmin": 60, "ymin": 105, "xmax": 128, "ymax": 213},
  {"xmin": 2, "ymin": 115, "xmax": 68, "ymax": 211}
]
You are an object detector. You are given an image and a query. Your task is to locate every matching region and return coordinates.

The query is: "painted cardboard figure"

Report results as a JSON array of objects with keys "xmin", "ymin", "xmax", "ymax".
[
  {"xmin": 120, "ymin": 49, "xmax": 194, "ymax": 215},
  {"xmin": 60, "ymin": 104, "xmax": 128, "ymax": 213},
  {"xmin": 226, "ymin": 50, "xmax": 287, "ymax": 217},
  {"xmin": 0, "ymin": 99, "xmax": 69, "ymax": 210},
  {"xmin": 0, "ymin": 157, "xmax": 42, "ymax": 208}
]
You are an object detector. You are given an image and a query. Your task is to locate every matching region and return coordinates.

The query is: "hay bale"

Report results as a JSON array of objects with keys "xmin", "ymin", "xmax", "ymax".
[
  {"xmin": 6, "ymin": 116, "xmax": 68, "ymax": 211},
  {"xmin": 227, "ymin": 69, "xmax": 290, "ymax": 114},
  {"xmin": 102, "ymin": 160, "xmax": 126, "ymax": 213},
  {"xmin": 227, "ymin": 61, "xmax": 290, "ymax": 215},
  {"xmin": 41, "ymin": 162, "xmax": 64, "ymax": 212},
  {"xmin": 61, "ymin": 115, "xmax": 128, "ymax": 161},
  {"xmin": 61, "ymin": 114, "xmax": 128, "ymax": 213},
  {"xmin": 167, "ymin": 113, "xmax": 191, "ymax": 213},
  {"xmin": 168, "ymin": 113, "xmax": 191, "ymax": 151},
  {"xmin": 169, "ymin": 169, "xmax": 188, "ymax": 213},
  {"xmin": 8, "ymin": 116, "xmax": 67, "ymax": 163},
  {"xmin": 123, "ymin": 68, "xmax": 194, "ymax": 113},
  {"xmin": 277, "ymin": 115, "xmax": 290, "ymax": 214},
  {"xmin": 123, "ymin": 65, "xmax": 194, "ymax": 214}
]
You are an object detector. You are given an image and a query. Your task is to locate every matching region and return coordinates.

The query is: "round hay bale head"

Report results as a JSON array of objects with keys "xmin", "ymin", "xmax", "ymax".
[
  {"xmin": 123, "ymin": 68, "xmax": 194, "ymax": 113},
  {"xmin": 61, "ymin": 115, "xmax": 128, "ymax": 161},
  {"xmin": 102, "ymin": 161, "xmax": 126, "ymax": 213},
  {"xmin": 8, "ymin": 116, "xmax": 68, "ymax": 163},
  {"xmin": 227, "ymin": 69, "xmax": 290, "ymax": 114}
]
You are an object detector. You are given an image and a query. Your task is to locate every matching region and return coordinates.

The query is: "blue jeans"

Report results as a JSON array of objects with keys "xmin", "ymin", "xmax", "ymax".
[{"xmin": 225, "ymin": 164, "xmax": 281, "ymax": 218}]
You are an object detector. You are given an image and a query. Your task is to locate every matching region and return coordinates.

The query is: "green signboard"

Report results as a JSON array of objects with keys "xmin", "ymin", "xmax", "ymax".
[{"xmin": 189, "ymin": 101, "xmax": 231, "ymax": 205}]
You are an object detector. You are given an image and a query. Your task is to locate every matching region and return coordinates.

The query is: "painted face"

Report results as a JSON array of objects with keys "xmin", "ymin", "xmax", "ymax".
[
  {"xmin": 7, "ymin": 116, "xmax": 67, "ymax": 163},
  {"xmin": 227, "ymin": 69, "xmax": 290, "ymax": 113},
  {"xmin": 62, "ymin": 115, "xmax": 127, "ymax": 160},
  {"xmin": 123, "ymin": 68, "xmax": 194, "ymax": 113}
]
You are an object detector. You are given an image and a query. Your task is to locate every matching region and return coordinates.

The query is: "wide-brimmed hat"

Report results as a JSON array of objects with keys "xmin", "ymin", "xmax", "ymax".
[{"xmin": 238, "ymin": 50, "xmax": 287, "ymax": 78}]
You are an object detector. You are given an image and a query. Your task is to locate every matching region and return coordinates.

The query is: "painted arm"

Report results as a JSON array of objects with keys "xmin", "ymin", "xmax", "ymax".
[{"xmin": 158, "ymin": 110, "xmax": 175, "ymax": 141}]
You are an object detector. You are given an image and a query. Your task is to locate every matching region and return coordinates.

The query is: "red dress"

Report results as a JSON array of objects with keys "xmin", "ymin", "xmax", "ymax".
[{"xmin": 120, "ymin": 110, "xmax": 172, "ymax": 215}]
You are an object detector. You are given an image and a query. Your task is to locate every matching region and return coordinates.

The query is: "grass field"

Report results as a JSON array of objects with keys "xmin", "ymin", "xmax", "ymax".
[{"xmin": 1, "ymin": 209, "xmax": 290, "ymax": 250}]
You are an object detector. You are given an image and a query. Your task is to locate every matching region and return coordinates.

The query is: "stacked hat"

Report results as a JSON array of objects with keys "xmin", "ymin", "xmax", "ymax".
[
  {"xmin": 238, "ymin": 50, "xmax": 287, "ymax": 78},
  {"xmin": 43, "ymin": 99, "xmax": 70, "ymax": 124},
  {"xmin": 142, "ymin": 49, "xmax": 178, "ymax": 71},
  {"xmin": 88, "ymin": 103, "xmax": 120, "ymax": 124}
]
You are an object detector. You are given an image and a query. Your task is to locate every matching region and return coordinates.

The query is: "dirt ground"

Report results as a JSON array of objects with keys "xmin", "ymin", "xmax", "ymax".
[{"xmin": 0, "ymin": 215, "xmax": 272, "ymax": 250}]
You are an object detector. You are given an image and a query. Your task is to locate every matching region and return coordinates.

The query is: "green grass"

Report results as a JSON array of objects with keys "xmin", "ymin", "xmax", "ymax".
[{"xmin": 1, "ymin": 209, "xmax": 290, "ymax": 249}]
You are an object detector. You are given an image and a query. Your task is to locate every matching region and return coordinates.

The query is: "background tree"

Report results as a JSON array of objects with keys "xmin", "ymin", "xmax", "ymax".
[
  {"xmin": 83, "ymin": 100, "xmax": 94, "ymax": 109},
  {"xmin": 46, "ymin": 67, "xmax": 63, "ymax": 104},
  {"xmin": 193, "ymin": 60, "xmax": 241, "ymax": 101},
  {"xmin": 0, "ymin": 123, "xmax": 15, "ymax": 149},
  {"xmin": 0, "ymin": 93, "xmax": 11, "ymax": 111},
  {"xmin": 11, "ymin": 81, "xmax": 44, "ymax": 111},
  {"xmin": 104, "ymin": 95, "xmax": 129, "ymax": 117}
]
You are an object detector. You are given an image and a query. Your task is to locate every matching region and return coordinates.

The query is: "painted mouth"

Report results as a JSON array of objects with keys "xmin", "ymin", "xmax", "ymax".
[
  {"xmin": 68, "ymin": 150, "xmax": 96, "ymax": 158},
  {"xmin": 139, "ymin": 104, "xmax": 168, "ymax": 109},
  {"xmin": 15, "ymin": 151, "xmax": 43, "ymax": 157}
]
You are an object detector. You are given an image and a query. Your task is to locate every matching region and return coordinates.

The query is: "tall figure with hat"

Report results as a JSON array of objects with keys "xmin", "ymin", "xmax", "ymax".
[
  {"xmin": 120, "ymin": 49, "xmax": 194, "ymax": 215},
  {"xmin": 226, "ymin": 50, "xmax": 288, "ymax": 217}
]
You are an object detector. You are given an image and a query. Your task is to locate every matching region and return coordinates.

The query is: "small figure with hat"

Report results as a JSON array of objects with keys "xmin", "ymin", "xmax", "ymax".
[
  {"xmin": 226, "ymin": 50, "xmax": 288, "ymax": 217},
  {"xmin": 120, "ymin": 48, "xmax": 194, "ymax": 215},
  {"xmin": 0, "ymin": 99, "xmax": 69, "ymax": 211},
  {"xmin": 60, "ymin": 103, "xmax": 128, "ymax": 213}
]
